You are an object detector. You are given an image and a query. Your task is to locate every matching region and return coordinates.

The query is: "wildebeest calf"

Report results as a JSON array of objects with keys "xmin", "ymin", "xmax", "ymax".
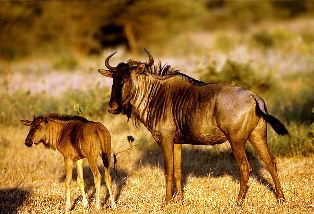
[{"xmin": 21, "ymin": 114, "xmax": 116, "ymax": 211}]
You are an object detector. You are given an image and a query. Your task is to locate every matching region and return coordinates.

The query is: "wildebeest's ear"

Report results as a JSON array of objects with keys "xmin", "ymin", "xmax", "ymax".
[
  {"xmin": 98, "ymin": 69, "xmax": 112, "ymax": 78},
  {"xmin": 135, "ymin": 64, "xmax": 146, "ymax": 75},
  {"xmin": 20, "ymin": 120, "xmax": 31, "ymax": 126}
]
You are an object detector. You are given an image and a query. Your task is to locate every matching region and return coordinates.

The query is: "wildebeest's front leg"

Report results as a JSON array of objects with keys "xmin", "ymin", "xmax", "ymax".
[
  {"xmin": 64, "ymin": 158, "xmax": 73, "ymax": 212},
  {"xmin": 174, "ymin": 144, "xmax": 183, "ymax": 201},
  {"xmin": 160, "ymin": 137, "xmax": 174, "ymax": 203},
  {"xmin": 76, "ymin": 159, "xmax": 88, "ymax": 208}
]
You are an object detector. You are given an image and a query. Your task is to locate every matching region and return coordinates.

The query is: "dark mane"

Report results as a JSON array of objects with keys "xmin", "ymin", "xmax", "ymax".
[
  {"xmin": 147, "ymin": 62, "xmax": 207, "ymax": 86},
  {"xmin": 45, "ymin": 113, "xmax": 89, "ymax": 122}
]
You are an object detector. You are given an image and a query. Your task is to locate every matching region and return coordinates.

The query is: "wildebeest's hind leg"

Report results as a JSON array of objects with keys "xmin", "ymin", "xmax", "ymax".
[
  {"xmin": 249, "ymin": 119, "xmax": 285, "ymax": 202},
  {"xmin": 64, "ymin": 158, "xmax": 73, "ymax": 212},
  {"xmin": 76, "ymin": 159, "xmax": 88, "ymax": 208},
  {"xmin": 230, "ymin": 141, "xmax": 252, "ymax": 206},
  {"xmin": 88, "ymin": 159, "xmax": 102, "ymax": 210},
  {"xmin": 174, "ymin": 144, "xmax": 183, "ymax": 202}
]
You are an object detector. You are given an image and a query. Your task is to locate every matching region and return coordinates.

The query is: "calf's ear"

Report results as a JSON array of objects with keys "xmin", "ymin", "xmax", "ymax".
[
  {"xmin": 98, "ymin": 69, "xmax": 112, "ymax": 78},
  {"xmin": 20, "ymin": 120, "xmax": 31, "ymax": 126}
]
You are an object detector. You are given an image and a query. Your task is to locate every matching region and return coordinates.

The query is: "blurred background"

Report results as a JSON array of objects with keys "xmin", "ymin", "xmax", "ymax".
[
  {"xmin": 0, "ymin": 0, "xmax": 313, "ymax": 156},
  {"xmin": 1, "ymin": 0, "xmax": 314, "ymax": 58}
]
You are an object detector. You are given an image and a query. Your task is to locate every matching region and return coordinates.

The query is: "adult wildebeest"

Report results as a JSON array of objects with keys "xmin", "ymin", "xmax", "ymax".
[
  {"xmin": 21, "ymin": 114, "xmax": 116, "ymax": 211},
  {"xmin": 98, "ymin": 49, "xmax": 288, "ymax": 205}
]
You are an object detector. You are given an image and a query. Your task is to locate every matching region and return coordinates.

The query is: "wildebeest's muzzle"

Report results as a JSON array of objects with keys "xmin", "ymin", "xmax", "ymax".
[{"xmin": 108, "ymin": 102, "xmax": 120, "ymax": 114}]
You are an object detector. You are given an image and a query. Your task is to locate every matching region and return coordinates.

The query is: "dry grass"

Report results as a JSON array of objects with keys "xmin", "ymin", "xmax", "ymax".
[{"xmin": 0, "ymin": 125, "xmax": 313, "ymax": 214}]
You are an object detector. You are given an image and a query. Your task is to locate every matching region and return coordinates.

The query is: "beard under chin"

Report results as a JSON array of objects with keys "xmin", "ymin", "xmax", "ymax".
[{"xmin": 41, "ymin": 140, "xmax": 51, "ymax": 149}]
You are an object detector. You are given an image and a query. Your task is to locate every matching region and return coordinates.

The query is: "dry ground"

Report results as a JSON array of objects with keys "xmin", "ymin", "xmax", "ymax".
[{"xmin": 0, "ymin": 125, "xmax": 313, "ymax": 214}]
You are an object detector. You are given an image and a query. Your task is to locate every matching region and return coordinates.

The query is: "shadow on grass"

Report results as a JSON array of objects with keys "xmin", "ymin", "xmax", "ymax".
[
  {"xmin": 137, "ymin": 145, "xmax": 276, "ymax": 197},
  {"xmin": 0, "ymin": 188, "xmax": 30, "ymax": 214},
  {"xmin": 59, "ymin": 165, "xmax": 127, "ymax": 210}
]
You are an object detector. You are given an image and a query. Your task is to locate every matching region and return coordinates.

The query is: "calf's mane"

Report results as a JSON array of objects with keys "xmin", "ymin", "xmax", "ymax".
[{"xmin": 44, "ymin": 113, "xmax": 89, "ymax": 122}]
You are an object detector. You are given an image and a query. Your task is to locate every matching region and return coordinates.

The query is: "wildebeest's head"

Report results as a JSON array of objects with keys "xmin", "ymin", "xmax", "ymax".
[
  {"xmin": 98, "ymin": 49, "xmax": 154, "ymax": 115},
  {"xmin": 21, "ymin": 116, "xmax": 49, "ymax": 147}
]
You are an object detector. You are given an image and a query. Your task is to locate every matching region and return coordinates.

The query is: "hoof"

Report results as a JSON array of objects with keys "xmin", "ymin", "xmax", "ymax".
[
  {"xmin": 236, "ymin": 199, "xmax": 244, "ymax": 206},
  {"xmin": 161, "ymin": 200, "xmax": 169, "ymax": 208},
  {"xmin": 82, "ymin": 199, "xmax": 88, "ymax": 208},
  {"xmin": 111, "ymin": 202, "xmax": 117, "ymax": 209},
  {"xmin": 174, "ymin": 195, "xmax": 184, "ymax": 205},
  {"xmin": 277, "ymin": 197, "xmax": 285, "ymax": 204},
  {"xmin": 95, "ymin": 204, "xmax": 101, "ymax": 210}
]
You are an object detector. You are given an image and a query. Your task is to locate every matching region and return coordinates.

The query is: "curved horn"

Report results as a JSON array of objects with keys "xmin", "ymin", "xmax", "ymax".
[
  {"xmin": 144, "ymin": 48, "xmax": 154, "ymax": 67},
  {"xmin": 105, "ymin": 52, "xmax": 117, "ymax": 70}
]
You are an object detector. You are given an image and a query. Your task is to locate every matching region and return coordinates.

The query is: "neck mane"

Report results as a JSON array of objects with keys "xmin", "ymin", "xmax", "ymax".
[
  {"xmin": 147, "ymin": 63, "xmax": 206, "ymax": 86},
  {"xmin": 129, "ymin": 64, "xmax": 204, "ymax": 130},
  {"xmin": 130, "ymin": 74, "xmax": 162, "ymax": 129},
  {"xmin": 44, "ymin": 114, "xmax": 88, "ymax": 150}
]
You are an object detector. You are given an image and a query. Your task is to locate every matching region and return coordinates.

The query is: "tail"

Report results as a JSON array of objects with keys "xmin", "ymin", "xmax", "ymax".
[
  {"xmin": 252, "ymin": 94, "xmax": 289, "ymax": 136},
  {"xmin": 102, "ymin": 152, "xmax": 109, "ymax": 168},
  {"xmin": 96, "ymin": 128, "xmax": 111, "ymax": 168}
]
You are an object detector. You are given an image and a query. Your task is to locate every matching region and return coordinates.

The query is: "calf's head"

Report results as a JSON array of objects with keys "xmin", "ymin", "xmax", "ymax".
[{"xmin": 21, "ymin": 116, "xmax": 49, "ymax": 147}]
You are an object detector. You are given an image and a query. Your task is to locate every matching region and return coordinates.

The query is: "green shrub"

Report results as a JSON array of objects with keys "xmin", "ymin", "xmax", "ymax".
[
  {"xmin": 199, "ymin": 59, "xmax": 273, "ymax": 91},
  {"xmin": 252, "ymin": 30, "xmax": 274, "ymax": 48},
  {"xmin": 263, "ymin": 71, "xmax": 314, "ymax": 124},
  {"xmin": 268, "ymin": 123, "xmax": 314, "ymax": 157},
  {"xmin": 0, "ymin": 87, "xmax": 110, "ymax": 125},
  {"xmin": 52, "ymin": 54, "xmax": 79, "ymax": 71},
  {"xmin": 215, "ymin": 34, "xmax": 234, "ymax": 52}
]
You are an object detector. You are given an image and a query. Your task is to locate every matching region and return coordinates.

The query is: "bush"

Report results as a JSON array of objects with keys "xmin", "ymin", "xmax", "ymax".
[
  {"xmin": 268, "ymin": 123, "xmax": 314, "ymax": 157},
  {"xmin": 199, "ymin": 59, "xmax": 273, "ymax": 91},
  {"xmin": 0, "ymin": 87, "xmax": 110, "ymax": 125},
  {"xmin": 52, "ymin": 54, "xmax": 80, "ymax": 71}
]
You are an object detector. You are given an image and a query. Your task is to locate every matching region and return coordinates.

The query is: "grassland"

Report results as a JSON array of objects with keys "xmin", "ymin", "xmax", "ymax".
[
  {"xmin": 0, "ymin": 125, "xmax": 313, "ymax": 213},
  {"xmin": 1, "ymin": 18, "xmax": 314, "ymax": 213}
]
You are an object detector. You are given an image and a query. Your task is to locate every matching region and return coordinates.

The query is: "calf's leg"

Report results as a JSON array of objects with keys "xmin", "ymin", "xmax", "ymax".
[
  {"xmin": 88, "ymin": 160, "xmax": 102, "ymax": 210},
  {"xmin": 64, "ymin": 158, "xmax": 73, "ymax": 211},
  {"xmin": 76, "ymin": 159, "xmax": 88, "ymax": 207},
  {"xmin": 104, "ymin": 166, "xmax": 116, "ymax": 208}
]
